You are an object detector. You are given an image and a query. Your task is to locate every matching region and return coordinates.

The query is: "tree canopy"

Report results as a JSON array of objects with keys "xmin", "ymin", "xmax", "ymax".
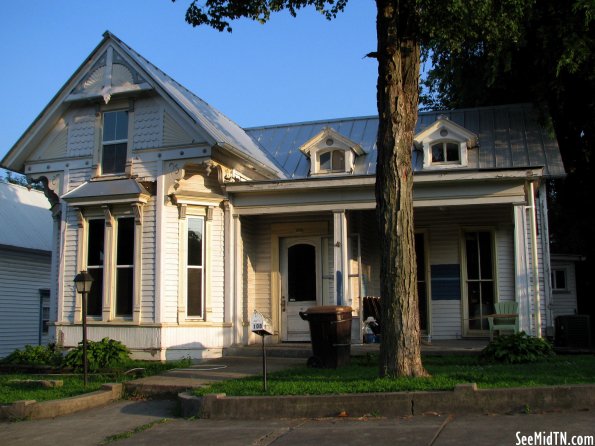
[{"xmin": 422, "ymin": 0, "xmax": 595, "ymax": 326}]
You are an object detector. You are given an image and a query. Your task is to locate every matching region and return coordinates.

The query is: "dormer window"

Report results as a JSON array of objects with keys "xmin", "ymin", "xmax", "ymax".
[
  {"xmin": 299, "ymin": 128, "xmax": 366, "ymax": 176},
  {"xmin": 319, "ymin": 149, "xmax": 346, "ymax": 173},
  {"xmin": 414, "ymin": 116, "xmax": 477, "ymax": 170},
  {"xmin": 431, "ymin": 141, "xmax": 460, "ymax": 164},
  {"xmin": 102, "ymin": 110, "xmax": 128, "ymax": 175}
]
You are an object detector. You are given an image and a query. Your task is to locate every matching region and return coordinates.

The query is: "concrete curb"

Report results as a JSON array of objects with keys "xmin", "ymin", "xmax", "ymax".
[
  {"xmin": 179, "ymin": 384, "xmax": 595, "ymax": 419},
  {"xmin": 0, "ymin": 383, "xmax": 123, "ymax": 421}
]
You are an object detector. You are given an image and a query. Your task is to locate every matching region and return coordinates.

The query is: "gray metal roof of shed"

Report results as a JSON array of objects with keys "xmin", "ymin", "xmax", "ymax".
[
  {"xmin": 0, "ymin": 182, "xmax": 52, "ymax": 253},
  {"xmin": 245, "ymin": 103, "xmax": 565, "ymax": 179}
]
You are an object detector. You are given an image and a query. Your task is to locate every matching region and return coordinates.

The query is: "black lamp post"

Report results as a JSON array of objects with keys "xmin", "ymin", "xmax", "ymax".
[{"xmin": 74, "ymin": 270, "xmax": 93, "ymax": 386}]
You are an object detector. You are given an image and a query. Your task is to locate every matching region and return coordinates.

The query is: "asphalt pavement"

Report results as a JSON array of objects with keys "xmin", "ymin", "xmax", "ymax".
[{"xmin": 1, "ymin": 399, "xmax": 594, "ymax": 446}]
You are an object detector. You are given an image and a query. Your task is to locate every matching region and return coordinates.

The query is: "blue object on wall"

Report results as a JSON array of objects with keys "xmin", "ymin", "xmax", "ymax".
[{"xmin": 431, "ymin": 264, "xmax": 461, "ymax": 300}]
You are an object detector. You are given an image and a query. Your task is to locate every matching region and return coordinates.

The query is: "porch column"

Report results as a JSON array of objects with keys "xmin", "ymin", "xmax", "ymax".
[
  {"xmin": 223, "ymin": 201, "xmax": 233, "ymax": 326},
  {"xmin": 333, "ymin": 210, "xmax": 349, "ymax": 306},
  {"xmin": 233, "ymin": 214, "xmax": 245, "ymax": 345},
  {"xmin": 513, "ymin": 204, "xmax": 532, "ymax": 334}
]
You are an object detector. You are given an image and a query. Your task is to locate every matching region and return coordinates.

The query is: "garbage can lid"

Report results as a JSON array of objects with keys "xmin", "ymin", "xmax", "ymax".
[{"xmin": 305, "ymin": 305, "xmax": 353, "ymax": 314}]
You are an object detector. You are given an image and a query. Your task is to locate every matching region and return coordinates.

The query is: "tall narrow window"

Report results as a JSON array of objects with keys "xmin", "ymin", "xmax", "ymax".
[
  {"xmin": 86, "ymin": 219, "xmax": 105, "ymax": 317},
  {"xmin": 187, "ymin": 217, "xmax": 205, "ymax": 317},
  {"xmin": 415, "ymin": 233, "xmax": 428, "ymax": 332},
  {"xmin": 102, "ymin": 110, "xmax": 128, "ymax": 174},
  {"xmin": 465, "ymin": 231, "xmax": 495, "ymax": 330},
  {"xmin": 115, "ymin": 217, "xmax": 134, "ymax": 317}
]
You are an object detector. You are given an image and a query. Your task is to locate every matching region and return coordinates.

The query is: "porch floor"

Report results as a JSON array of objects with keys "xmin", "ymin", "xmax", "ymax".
[{"xmin": 224, "ymin": 339, "xmax": 488, "ymax": 358}]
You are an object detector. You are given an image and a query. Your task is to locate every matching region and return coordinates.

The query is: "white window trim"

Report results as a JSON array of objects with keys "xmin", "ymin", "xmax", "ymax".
[
  {"xmin": 422, "ymin": 139, "xmax": 469, "ymax": 169},
  {"xmin": 551, "ymin": 267, "xmax": 569, "ymax": 293},
  {"xmin": 460, "ymin": 227, "xmax": 498, "ymax": 336},
  {"xmin": 177, "ymin": 205, "xmax": 211, "ymax": 323},
  {"xmin": 315, "ymin": 148, "xmax": 352, "ymax": 175},
  {"xmin": 94, "ymin": 100, "xmax": 135, "ymax": 178},
  {"xmin": 76, "ymin": 204, "xmax": 143, "ymax": 324}
]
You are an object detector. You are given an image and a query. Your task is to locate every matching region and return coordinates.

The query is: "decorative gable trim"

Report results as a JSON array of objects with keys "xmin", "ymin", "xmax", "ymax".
[
  {"xmin": 67, "ymin": 45, "xmax": 153, "ymax": 104},
  {"xmin": 414, "ymin": 116, "xmax": 478, "ymax": 170},
  {"xmin": 299, "ymin": 127, "xmax": 365, "ymax": 176}
]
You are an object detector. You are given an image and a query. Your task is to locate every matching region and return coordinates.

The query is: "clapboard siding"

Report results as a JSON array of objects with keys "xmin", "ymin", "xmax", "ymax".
[
  {"xmin": 141, "ymin": 196, "xmax": 156, "ymax": 323},
  {"xmin": 416, "ymin": 205, "xmax": 514, "ymax": 338},
  {"xmin": 162, "ymin": 203, "xmax": 179, "ymax": 323},
  {"xmin": 251, "ymin": 218, "xmax": 273, "ymax": 319},
  {"xmin": 134, "ymin": 160, "xmax": 158, "ymax": 181},
  {"xmin": 431, "ymin": 300, "xmax": 462, "ymax": 339},
  {"xmin": 496, "ymin": 225, "xmax": 515, "ymax": 302},
  {"xmin": 0, "ymin": 249, "xmax": 51, "ymax": 357},
  {"xmin": 209, "ymin": 206, "xmax": 225, "ymax": 322},
  {"xmin": 550, "ymin": 259, "xmax": 578, "ymax": 320}
]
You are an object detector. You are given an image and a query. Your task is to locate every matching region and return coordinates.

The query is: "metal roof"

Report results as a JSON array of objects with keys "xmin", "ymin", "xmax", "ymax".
[
  {"xmin": 245, "ymin": 104, "xmax": 565, "ymax": 179},
  {"xmin": 0, "ymin": 182, "xmax": 52, "ymax": 253},
  {"xmin": 108, "ymin": 33, "xmax": 286, "ymax": 179}
]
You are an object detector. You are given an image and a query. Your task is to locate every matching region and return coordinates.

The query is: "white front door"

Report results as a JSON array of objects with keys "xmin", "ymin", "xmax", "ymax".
[{"xmin": 280, "ymin": 237, "xmax": 322, "ymax": 341}]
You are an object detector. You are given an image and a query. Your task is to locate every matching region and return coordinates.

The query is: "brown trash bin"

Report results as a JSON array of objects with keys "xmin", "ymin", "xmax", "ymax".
[{"xmin": 299, "ymin": 305, "xmax": 352, "ymax": 368}]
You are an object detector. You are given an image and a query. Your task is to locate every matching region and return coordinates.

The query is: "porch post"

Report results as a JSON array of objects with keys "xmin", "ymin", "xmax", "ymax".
[
  {"xmin": 223, "ymin": 201, "xmax": 233, "ymax": 326},
  {"xmin": 233, "ymin": 214, "xmax": 244, "ymax": 345},
  {"xmin": 333, "ymin": 210, "xmax": 349, "ymax": 306},
  {"xmin": 528, "ymin": 181, "xmax": 542, "ymax": 337},
  {"xmin": 513, "ymin": 204, "xmax": 532, "ymax": 334}
]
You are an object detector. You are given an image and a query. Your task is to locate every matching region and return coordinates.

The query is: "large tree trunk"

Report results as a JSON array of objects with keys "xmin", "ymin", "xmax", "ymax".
[{"xmin": 375, "ymin": 0, "xmax": 428, "ymax": 378}]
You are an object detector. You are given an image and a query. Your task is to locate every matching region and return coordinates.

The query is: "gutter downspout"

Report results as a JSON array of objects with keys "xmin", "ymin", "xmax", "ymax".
[{"xmin": 528, "ymin": 181, "xmax": 542, "ymax": 337}]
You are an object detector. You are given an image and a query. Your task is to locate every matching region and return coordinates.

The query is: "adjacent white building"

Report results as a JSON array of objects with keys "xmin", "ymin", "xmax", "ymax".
[
  {"xmin": 0, "ymin": 32, "xmax": 569, "ymax": 359},
  {"xmin": 0, "ymin": 181, "xmax": 53, "ymax": 357}
]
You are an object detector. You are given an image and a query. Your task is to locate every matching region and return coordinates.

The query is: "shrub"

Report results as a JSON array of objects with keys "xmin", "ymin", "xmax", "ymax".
[
  {"xmin": 1, "ymin": 344, "xmax": 63, "ymax": 366},
  {"xmin": 481, "ymin": 332, "xmax": 555, "ymax": 364},
  {"xmin": 63, "ymin": 337, "xmax": 130, "ymax": 371}
]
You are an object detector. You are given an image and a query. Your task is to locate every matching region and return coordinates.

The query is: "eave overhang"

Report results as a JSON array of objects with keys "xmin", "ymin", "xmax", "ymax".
[{"xmin": 226, "ymin": 167, "xmax": 544, "ymax": 215}]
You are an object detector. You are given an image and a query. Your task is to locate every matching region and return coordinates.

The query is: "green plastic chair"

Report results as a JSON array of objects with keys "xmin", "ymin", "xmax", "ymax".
[{"xmin": 487, "ymin": 301, "xmax": 519, "ymax": 340}]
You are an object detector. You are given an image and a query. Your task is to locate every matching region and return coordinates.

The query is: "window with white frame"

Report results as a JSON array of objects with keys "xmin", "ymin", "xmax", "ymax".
[
  {"xmin": 84, "ymin": 216, "xmax": 135, "ymax": 319},
  {"xmin": 86, "ymin": 218, "xmax": 105, "ymax": 317},
  {"xmin": 187, "ymin": 216, "xmax": 205, "ymax": 318},
  {"xmin": 431, "ymin": 141, "xmax": 460, "ymax": 164},
  {"xmin": 551, "ymin": 268, "xmax": 568, "ymax": 291},
  {"xmin": 101, "ymin": 110, "xmax": 128, "ymax": 175},
  {"xmin": 115, "ymin": 217, "xmax": 135, "ymax": 317},
  {"xmin": 319, "ymin": 149, "xmax": 346, "ymax": 173}
]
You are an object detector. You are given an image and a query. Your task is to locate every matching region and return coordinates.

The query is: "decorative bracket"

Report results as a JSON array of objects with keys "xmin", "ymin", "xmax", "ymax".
[
  {"xmin": 132, "ymin": 203, "xmax": 143, "ymax": 225},
  {"xmin": 178, "ymin": 203, "xmax": 187, "ymax": 220},
  {"xmin": 102, "ymin": 205, "xmax": 113, "ymax": 227},
  {"xmin": 74, "ymin": 208, "xmax": 84, "ymax": 229}
]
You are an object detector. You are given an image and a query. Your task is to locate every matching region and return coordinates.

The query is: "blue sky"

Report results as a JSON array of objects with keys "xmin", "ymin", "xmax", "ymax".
[{"xmin": 0, "ymin": 1, "xmax": 379, "ymax": 165}]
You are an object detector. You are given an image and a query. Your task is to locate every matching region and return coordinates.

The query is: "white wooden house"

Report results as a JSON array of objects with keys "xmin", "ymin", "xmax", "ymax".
[
  {"xmin": 0, "ymin": 33, "xmax": 567, "ymax": 359},
  {"xmin": 0, "ymin": 182, "xmax": 53, "ymax": 357}
]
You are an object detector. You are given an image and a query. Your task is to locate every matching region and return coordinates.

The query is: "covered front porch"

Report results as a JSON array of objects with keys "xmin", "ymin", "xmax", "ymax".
[{"xmin": 225, "ymin": 169, "xmax": 547, "ymax": 346}]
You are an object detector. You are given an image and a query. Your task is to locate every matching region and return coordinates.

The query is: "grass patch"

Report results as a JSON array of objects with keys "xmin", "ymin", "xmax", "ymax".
[
  {"xmin": 193, "ymin": 354, "xmax": 595, "ymax": 397},
  {"xmin": 0, "ymin": 358, "xmax": 191, "ymax": 404}
]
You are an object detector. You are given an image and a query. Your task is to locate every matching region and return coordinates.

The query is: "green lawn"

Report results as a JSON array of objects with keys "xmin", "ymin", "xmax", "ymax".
[
  {"xmin": 193, "ymin": 354, "xmax": 595, "ymax": 397},
  {"xmin": 0, "ymin": 359, "xmax": 190, "ymax": 404}
]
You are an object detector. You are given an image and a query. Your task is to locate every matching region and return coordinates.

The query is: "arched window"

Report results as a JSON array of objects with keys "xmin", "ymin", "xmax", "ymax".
[
  {"xmin": 319, "ymin": 149, "xmax": 346, "ymax": 172},
  {"xmin": 431, "ymin": 141, "xmax": 460, "ymax": 163}
]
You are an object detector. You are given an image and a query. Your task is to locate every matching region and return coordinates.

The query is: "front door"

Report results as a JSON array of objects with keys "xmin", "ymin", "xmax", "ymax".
[{"xmin": 281, "ymin": 237, "xmax": 321, "ymax": 341}]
